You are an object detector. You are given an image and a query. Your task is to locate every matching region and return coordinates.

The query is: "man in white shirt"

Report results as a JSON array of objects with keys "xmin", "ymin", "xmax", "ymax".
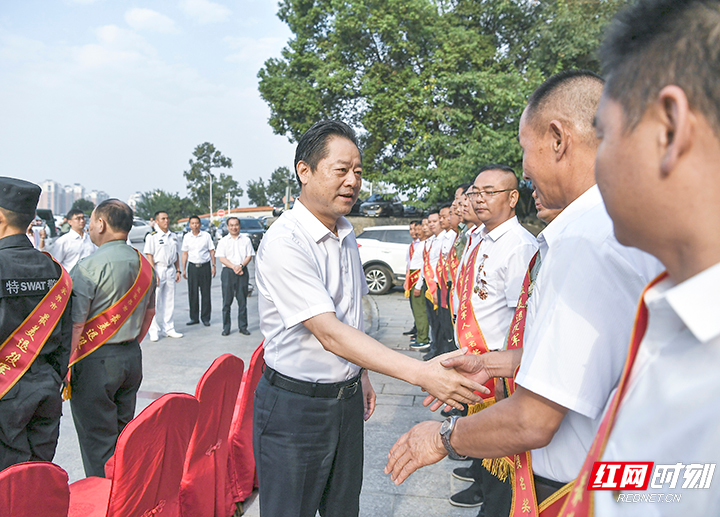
[
  {"xmin": 385, "ymin": 71, "xmax": 663, "ymax": 510},
  {"xmin": 181, "ymin": 216, "xmax": 216, "ymax": 326},
  {"xmin": 143, "ymin": 210, "xmax": 182, "ymax": 342},
  {"xmin": 559, "ymin": 2, "xmax": 720, "ymax": 515},
  {"xmin": 253, "ymin": 120, "xmax": 488, "ymax": 517},
  {"xmin": 215, "ymin": 216, "xmax": 255, "ymax": 336},
  {"xmin": 51, "ymin": 208, "xmax": 96, "ymax": 271},
  {"xmin": 406, "ymin": 221, "xmax": 430, "ymax": 350}
]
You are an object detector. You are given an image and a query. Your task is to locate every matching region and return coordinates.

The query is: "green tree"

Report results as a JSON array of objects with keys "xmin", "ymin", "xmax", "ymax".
[
  {"xmin": 258, "ymin": 0, "xmax": 625, "ymax": 204},
  {"xmin": 246, "ymin": 178, "xmax": 268, "ymax": 207},
  {"xmin": 134, "ymin": 190, "xmax": 200, "ymax": 224},
  {"xmin": 72, "ymin": 198, "xmax": 95, "ymax": 215},
  {"xmin": 265, "ymin": 166, "xmax": 296, "ymax": 206},
  {"xmin": 183, "ymin": 142, "xmax": 242, "ymax": 216}
]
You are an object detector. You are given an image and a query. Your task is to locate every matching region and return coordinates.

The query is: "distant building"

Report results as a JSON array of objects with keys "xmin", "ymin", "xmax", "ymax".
[
  {"xmin": 127, "ymin": 192, "xmax": 143, "ymax": 211},
  {"xmin": 37, "ymin": 180, "xmax": 108, "ymax": 215}
]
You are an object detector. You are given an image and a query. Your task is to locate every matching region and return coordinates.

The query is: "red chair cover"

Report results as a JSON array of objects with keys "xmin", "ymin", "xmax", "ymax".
[
  {"xmin": 69, "ymin": 393, "xmax": 200, "ymax": 517},
  {"xmin": 227, "ymin": 343, "xmax": 265, "ymax": 504},
  {"xmin": 0, "ymin": 461, "xmax": 69, "ymax": 517},
  {"xmin": 180, "ymin": 353, "xmax": 244, "ymax": 517}
]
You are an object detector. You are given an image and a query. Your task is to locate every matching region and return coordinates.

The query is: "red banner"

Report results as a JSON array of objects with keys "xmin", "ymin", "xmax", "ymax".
[
  {"xmin": 0, "ymin": 256, "xmax": 71, "ymax": 400},
  {"xmin": 404, "ymin": 269, "xmax": 421, "ymax": 297},
  {"xmin": 422, "ymin": 241, "xmax": 437, "ymax": 308}
]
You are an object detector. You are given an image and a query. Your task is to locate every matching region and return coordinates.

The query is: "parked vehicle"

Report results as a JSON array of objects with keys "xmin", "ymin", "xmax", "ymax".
[
  {"xmin": 217, "ymin": 217, "xmax": 266, "ymax": 250},
  {"xmin": 128, "ymin": 218, "xmax": 153, "ymax": 243},
  {"xmin": 356, "ymin": 225, "xmax": 412, "ymax": 295},
  {"xmin": 183, "ymin": 217, "xmax": 217, "ymax": 241},
  {"xmin": 359, "ymin": 194, "xmax": 404, "ymax": 217}
]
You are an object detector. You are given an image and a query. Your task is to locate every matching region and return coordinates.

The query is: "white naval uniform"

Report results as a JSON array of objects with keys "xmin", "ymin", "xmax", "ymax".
[
  {"xmin": 144, "ymin": 230, "xmax": 180, "ymax": 336},
  {"xmin": 52, "ymin": 230, "xmax": 97, "ymax": 271}
]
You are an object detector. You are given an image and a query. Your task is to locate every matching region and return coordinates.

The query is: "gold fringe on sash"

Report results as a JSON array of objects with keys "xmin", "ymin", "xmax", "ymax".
[{"xmin": 481, "ymin": 457, "xmax": 515, "ymax": 483}]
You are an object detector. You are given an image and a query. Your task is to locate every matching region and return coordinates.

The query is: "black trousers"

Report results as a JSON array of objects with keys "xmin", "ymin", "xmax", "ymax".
[
  {"xmin": 0, "ymin": 361, "xmax": 63, "ymax": 471},
  {"xmin": 221, "ymin": 267, "xmax": 249, "ymax": 333},
  {"xmin": 187, "ymin": 261, "xmax": 212, "ymax": 324},
  {"xmin": 70, "ymin": 341, "xmax": 142, "ymax": 478},
  {"xmin": 253, "ymin": 375, "xmax": 364, "ymax": 517}
]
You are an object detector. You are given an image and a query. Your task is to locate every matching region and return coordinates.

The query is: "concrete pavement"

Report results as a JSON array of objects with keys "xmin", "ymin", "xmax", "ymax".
[{"xmin": 53, "ymin": 263, "xmax": 480, "ymax": 516}]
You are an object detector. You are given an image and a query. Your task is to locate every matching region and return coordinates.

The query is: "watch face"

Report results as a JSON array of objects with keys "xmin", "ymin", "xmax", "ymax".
[{"xmin": 440, "ymin": 418, "xmax": 451, "ymax": 435}]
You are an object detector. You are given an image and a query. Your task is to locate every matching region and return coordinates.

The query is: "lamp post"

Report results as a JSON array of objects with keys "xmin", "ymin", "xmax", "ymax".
[{"xmin": 209, "ymin": 172, "xmax": 213, "ymax": 221}]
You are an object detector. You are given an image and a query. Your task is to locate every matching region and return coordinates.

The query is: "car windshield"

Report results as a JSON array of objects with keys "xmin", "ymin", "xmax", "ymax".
[{"xmin": 239, "ymin": 219, "xmax": 263, "ymax": 230}]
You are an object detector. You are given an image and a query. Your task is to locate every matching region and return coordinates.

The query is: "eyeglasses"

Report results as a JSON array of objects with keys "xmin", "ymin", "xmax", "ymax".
[{"xmin": 466, "ymin": 188, "xmax": 516, "ymax": 199}]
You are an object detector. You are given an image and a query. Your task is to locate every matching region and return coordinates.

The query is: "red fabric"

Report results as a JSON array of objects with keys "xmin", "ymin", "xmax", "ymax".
[
  {"xmin": 69, "ymin": 393, "xmax": 200, "ymax": 517},
  {"xmin": 227, "ymin": 343, "xmax": 265, "ymax": 504},
  {"xmin": 180, "ymin": 353, "xmax": 244, "ymax": 517},
  {"xmin": 0, "ymin": 461, "xmax": 69, "ymax": 517}
]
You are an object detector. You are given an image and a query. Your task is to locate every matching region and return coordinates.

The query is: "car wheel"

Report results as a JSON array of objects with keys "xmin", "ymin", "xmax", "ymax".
[{"xmin": 364, "ymin": 264, "xmax": 393, "ymax": 295}]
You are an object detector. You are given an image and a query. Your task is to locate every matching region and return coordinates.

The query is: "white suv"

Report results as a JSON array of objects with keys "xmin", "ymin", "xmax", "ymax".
[{"xmin": 356, "ymin": 225, "xmax": 412, "ymax": 295}]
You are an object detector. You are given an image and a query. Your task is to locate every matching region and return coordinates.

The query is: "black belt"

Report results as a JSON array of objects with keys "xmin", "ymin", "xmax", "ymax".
[
  {"xmin": 263, "ymin": 366, "xmax": 362, "ymax": 399},
  {"xmin": 189, "ymin": 261, "xmax": 210, "ymax": 268}
]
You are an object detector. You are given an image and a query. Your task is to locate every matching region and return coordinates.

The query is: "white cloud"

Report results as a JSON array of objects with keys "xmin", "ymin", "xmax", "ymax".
[
  {"xmin": 73, "ymin": 25, "xmax": 155, "ymax": 69},
  {"xmin": 180, "ymin": 0, "xmax": 231, "ymax": 24},
  {"xmin": 224, "ymin": 36, "xmax": 285, "ymax": 68},
  {"xmin": 125, "ymin": 8, "xmax": 179, "ymax": 34}
]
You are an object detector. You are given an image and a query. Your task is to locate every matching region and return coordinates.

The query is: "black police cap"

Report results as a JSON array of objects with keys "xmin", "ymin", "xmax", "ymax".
[{"xmin": 0, "ymin": 177, "xmax": 42, "ymax": 214}]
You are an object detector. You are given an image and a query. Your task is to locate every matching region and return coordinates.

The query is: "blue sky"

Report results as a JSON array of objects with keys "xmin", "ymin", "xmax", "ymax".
[{"xmin": 0, "ymin": 0, "xmax": 296, "ymax": 204}]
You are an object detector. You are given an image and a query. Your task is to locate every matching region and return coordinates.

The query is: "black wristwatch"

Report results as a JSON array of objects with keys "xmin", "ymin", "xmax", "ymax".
[{"xmin": 440, "ymin": 415, "xmax": 468, "ymax": 460}]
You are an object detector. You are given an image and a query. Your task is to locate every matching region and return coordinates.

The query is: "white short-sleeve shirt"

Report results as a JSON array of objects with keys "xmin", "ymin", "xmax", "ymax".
[
  {"xmin": 256, "ymin": 200, "xmax": 368, "ymax": 383},
  {"xmin": 455, "ymin": 217, "xmax": 537, "ymax": 351},
  {"xmin": 143, "ymin": 230, "xmax": 179, "ymax": 269},
  {"xmin": 52, "ymin": 230, "xmax": 97, "ymax": 271},
  {"xmin": 181, "ymin": 230, "xmax": 215, "ymax": 264},
  {"xmin": 594, "ymin": 262, "xmax": 720, "ymax": 515},
  {"xmin": 215, "ymin": 233, "xmax": 255, "ymax": 267},
  {"xmin": 516, "ymin": 186, "xmax": 664, "ymax": 483}
]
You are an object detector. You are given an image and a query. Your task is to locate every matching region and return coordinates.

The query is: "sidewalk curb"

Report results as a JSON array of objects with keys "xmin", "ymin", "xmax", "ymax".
[{"xmin": 363, "ymin": 295, "xmax": 381, "ymax": 338}]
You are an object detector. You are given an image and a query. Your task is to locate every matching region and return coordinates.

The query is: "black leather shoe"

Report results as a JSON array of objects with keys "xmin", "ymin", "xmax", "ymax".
[
  {"xmin": 239, "ymin": 329, "xmax": 251, "ymax": 335},
  {"xmin": 452, "ymin": 466, "xmax": 476, "ymax": 482},
  {"xmin": 221, "ymin": 330, "xmax": 230, "ymax": 336},
  {"xmin": 186, "ymin": 320, "xmax": 199, "ymax": 326},
  {"xmin": 402, "ymin": 328, "xmax": 417, "ymax": 336},
  {"xmin": 450, "ymin": 481, "xmax": 484, "ymax": 508},
  {"xmin": 202, "ymin": 321, "xmax": 210, "ymax": 327}
]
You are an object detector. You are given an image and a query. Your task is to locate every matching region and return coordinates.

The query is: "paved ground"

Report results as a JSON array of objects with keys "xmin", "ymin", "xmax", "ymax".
[{"xmin": 54, "ymin": 262, "xmax": 479, "ymax": 516}]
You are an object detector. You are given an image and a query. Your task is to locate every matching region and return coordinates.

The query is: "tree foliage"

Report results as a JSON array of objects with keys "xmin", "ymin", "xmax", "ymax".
[
  {"xmin": 134, "ymin": 190, "xmax": 200, "ymax": 223},
  {"xmin": 246, "ymin": 166, "xmax": 297, "ymax": 207},
  {"xmin": 183, "ymin": 142, "xmax": 243, "ymax": 214},
  {"xmin": 72, "ymin": 198, "xmax": 95, "ymax": 215},
  {"xmin": 246, "ymin": 178, "xmax": 268, "ymax": 207},
  {"xmin": 258, "ymin": 0, "xmax": 627, "ymax": 204}
]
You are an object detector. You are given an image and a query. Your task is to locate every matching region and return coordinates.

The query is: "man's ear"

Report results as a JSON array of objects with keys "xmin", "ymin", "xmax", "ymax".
[
  {"xmin": 548, "ymin": 119, "xmax": 570, "ymax": 161},
  {"xmin": 296, "ymin": 161, "xmax": 312, "ymax": 187},
  {"xmin": 657, "ymin": 85, "xmax": 693, "ymax": 178},
  {"xmin": 508, "ymin": 189, "xmax": 519, "ymax": 209},
  {"xmin": 95, "ymin": 217, "xmax": 106, "ymax": 234}
]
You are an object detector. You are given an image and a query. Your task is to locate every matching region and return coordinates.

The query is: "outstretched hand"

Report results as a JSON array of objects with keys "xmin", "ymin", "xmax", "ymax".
[{"xmin": 385, "ymin": 421, "xmax": 446, "ymax": 485}]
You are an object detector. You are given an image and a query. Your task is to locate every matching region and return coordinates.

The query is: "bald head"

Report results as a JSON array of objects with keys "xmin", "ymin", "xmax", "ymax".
[{"xmin": 525, "ymin": 70, "xmax": 605, "ymax": 146}]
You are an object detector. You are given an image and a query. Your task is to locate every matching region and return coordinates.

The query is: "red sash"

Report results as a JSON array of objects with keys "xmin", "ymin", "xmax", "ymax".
[
  {"xmin": 500, "ymin": 251, "xmax": 571, "ymax": 517},
  {"xmin": 437, "ymin": 251, "xmax": 448, "ymax": 309},
  {"xmin": 0, "ymin": 256, "xmax": 71, "ymax": 400},
  {"xmin": 455, "ymin": 241, "xmax": 495, "ymax": 405},
  {"xmin": 447, "ymin": 235, "xmax": 460, "ymax": 316},
  {"xmin": 422, "ymin": 241, "xmax": 437, "ymax": 308},
  {"xmin": 404, "ymin": 242, "xmax": 418, "ymax": 296},
  {"xmin": 556, "ymin": 272, "xmax": 668, "ymax": 517},
  {"xmin": 63, "ymin": 250, "xmax": 154, "ymax": 400},
  {"xmin": 404, "ymin": 269, "xmax": 421, "ymax": 297}
]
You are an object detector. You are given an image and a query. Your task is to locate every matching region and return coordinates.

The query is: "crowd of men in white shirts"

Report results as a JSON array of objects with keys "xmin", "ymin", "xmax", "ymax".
[{"xmin": 45, "ymin": 210, "xmax": 256, "ymax": 341}]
